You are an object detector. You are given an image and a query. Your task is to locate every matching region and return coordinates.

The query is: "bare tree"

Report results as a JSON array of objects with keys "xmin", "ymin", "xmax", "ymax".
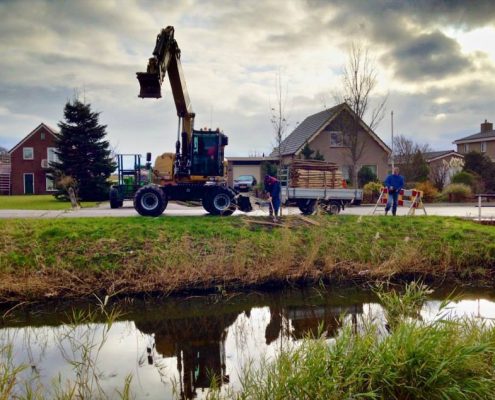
[
  {"xmin": 393, "ymin": 135, "xmax": 431, "ymax": 183},
  {"xmin": 271, "ymin": 72, "xmax": 290, "ymax": 166},
  {"xmin": 335, "ymin": 43, "xmax": 387, "ymax": 186},
  {"xmin": 430, "ymin": 157, "xmax": 464, "ymax": 190}
]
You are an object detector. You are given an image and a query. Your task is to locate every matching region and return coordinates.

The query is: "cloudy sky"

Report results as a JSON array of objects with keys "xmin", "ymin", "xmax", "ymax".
[{"xmin": 1, "ymin": 0, "xmax": 495, "ymax": 157}]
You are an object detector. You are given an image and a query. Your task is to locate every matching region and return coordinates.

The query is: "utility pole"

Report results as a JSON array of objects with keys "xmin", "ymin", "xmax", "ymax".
[{"xmin": 391, "ymin": 110, "xmax": 395, "ymax": 170}]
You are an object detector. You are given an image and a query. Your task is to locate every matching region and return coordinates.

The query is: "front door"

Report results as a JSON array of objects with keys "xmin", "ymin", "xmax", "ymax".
[{"xmin": 24, "ymin": 173, "xmax": 34, "ymax": 194}]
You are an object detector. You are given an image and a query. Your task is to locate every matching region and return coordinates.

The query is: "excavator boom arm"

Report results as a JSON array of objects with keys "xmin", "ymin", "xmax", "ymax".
[{"xmin": 137, "ymin": 26, "xmax": 193, "ymax": 120}]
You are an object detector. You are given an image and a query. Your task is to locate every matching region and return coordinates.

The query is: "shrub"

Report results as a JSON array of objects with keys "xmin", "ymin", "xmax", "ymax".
[
  {"xmin": 452, "ymin": 171, "xmax": 475, "ymax": 187},
  {"xmin": 358, "ymin": 166, "xmax": 377, "ymax": 187},
  {"xmin": 363, "ymin": 181, "xmax": 382, "ymax": 203},
  {"xmin": 415, "ymin": 181, "xmax": 439, "ymax": 203},
  {"xmin": 442, "ymin": 183, "xmax": 472, "ymax": 202}
]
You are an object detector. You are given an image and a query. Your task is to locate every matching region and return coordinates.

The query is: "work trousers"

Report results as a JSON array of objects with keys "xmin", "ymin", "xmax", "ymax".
[{"xmin": 385, "ymin": 191, "xmax": 399, "ymax": 215}]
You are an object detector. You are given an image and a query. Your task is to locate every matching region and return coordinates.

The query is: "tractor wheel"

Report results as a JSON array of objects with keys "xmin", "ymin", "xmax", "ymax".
[
  {"xmin": 297, "ymin": 199, "xmax": 317, "ymax": 215},
  {"xmin": 109, "ymin": 187, "xmax": 121, "ymax": 209},
  {"xmin": 204, "ymin": 187, "xmax": 236, "ymax": 216},
  {"xmin": 134, "ymin": 185, "xmax": 168, "ymax": 217}
]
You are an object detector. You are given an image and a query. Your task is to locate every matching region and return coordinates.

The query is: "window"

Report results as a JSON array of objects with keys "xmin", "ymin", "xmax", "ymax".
[
  {"xmin": 47, "ymin": 147, "xmax": 59, "ymax": 164},
  {"xmin": 341, "ymin": 165, "xmax": 352, "ymax": 180},
  {"xmin": 40, "ymin": 132, "xmax": 45, "ymax": 140},
  {"xmin": 46, "ymin": 175, "xmax": 56, "ymax": 191},
  {"xmin": 464, "ymin": 143, "xmax": 470, "ymax": 153},
  {"xmin": 329, "ymin": 131, "xmax": 346, "ymax": 147},
  {"xmin": 481, "ymin": 142, "xmax": 487, "ymax": 153},
  {"xmin": 23, "ymin": 147, "xmax": 34, "ymax": 160},
  {"xmin": 362, "ymin": 164, "xmax": 377, "ymax": 176}
]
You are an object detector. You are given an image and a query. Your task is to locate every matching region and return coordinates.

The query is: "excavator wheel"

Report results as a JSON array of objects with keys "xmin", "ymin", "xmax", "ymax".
[
  {"xmin": 203, "ymin": 187, "xmax": 236, "ymax": 216},
  {"xmin": 134, "ymin": 185, "xmax": 168, "ymax": 217}
]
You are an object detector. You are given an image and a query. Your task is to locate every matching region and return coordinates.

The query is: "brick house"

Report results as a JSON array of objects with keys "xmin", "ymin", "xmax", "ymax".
[
  {"xmin": 8, "ymin": 123, "xmax": 59, "ymax": 195},
  {"xmin": 454, "ymin": 120, "xmax": 495, "ymax": 161},
  {"xmin": 271, "ymin": 103, "xmax": 391, "ymax": 181}
]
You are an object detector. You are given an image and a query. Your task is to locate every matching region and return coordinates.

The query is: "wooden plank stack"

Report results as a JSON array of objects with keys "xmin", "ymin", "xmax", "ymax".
[{"xmin": 289, "ymin": 159, "xmax": 344, "ymax": 189}]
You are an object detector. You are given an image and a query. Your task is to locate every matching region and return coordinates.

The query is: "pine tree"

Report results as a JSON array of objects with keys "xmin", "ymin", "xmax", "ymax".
[{"xmin": 50, "ymin": 100, "xmax": 116, "ymax": 201}]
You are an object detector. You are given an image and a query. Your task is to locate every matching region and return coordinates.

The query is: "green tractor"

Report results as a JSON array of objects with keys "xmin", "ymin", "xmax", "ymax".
[{"xmin": 109, "ymin": 153, "xmax": 151, "ymax": 209}]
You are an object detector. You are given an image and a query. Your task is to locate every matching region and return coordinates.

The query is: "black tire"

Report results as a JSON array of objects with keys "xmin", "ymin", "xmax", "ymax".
[
  {"xmin": 297, "ymin": 199, "xmax": 317, "ymax": 215},
  {"xmin": 352, "ymin": 199, "xmax": 362, "ymax": 206},
  {"xmin": 327, "ymin": 200, "xmax": 341, "ymax": 215},
  {"xmin": 109, "ymin": 187, "xmax": 121, "ymax": 209},
  {"xmin": 134, "ymin": 185, "xmax": 167, "ymax": 217},
  {"xmin": 204, "ymin": 187, "xmax": 236, "ymax": 216}
]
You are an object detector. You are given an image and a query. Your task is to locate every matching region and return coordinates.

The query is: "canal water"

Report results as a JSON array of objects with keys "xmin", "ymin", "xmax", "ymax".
[{"xmin": 1, "ymin": 286, "xmax": 495, "ymax": 399}]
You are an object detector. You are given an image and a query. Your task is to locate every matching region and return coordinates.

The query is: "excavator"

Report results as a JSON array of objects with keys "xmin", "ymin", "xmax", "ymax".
[{"xmin": 134, "ymin": 26, "xmax": 252, "ymax": 216}]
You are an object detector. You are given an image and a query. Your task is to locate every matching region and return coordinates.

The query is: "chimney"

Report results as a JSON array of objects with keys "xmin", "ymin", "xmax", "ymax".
[{"xmin": 481, "ymin": 119, "xmax": 493, "ymax": 133}]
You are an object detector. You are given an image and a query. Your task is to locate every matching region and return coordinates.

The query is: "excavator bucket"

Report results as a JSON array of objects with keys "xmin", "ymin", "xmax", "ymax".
[{"xmin": 137, "ymin": 72, "xmax": 162, "ymax": 98}]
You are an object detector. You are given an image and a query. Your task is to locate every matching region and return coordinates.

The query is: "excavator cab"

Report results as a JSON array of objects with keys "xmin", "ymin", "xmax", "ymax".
[{"xmin": 190, "ymin": 130, "xmax": 228, "ymax": 177}]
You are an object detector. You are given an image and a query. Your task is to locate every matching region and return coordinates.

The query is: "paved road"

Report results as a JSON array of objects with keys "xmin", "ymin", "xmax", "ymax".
[{"xmin": 1, "ymin": 201, "xmax": 495, "ymax": 219}]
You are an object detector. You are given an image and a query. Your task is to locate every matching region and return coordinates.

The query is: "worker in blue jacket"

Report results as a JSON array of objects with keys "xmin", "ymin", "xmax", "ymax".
[
  {"xmin": 384, "ymin": 167, "xmax": 405, "ymax": 216},
  {"xmin": 264, "ymin": 175, "xmax": 281, "ymax": 221}
]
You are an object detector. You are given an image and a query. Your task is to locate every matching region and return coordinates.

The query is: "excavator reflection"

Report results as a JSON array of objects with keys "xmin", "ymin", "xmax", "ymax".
[{"xmin": 135, "ymin": 299, "xmax": 363, "ymax": 399}]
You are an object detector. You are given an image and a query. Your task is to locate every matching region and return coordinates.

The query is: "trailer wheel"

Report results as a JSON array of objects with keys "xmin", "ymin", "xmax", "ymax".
[
  {"xmin": 109, "ymin": 187, "xmax": 121, "ymax": 209},
  {"xmin": 297, "ymin": 199, "xmax": 317, "ymax": 215},
  {"xmin": 204, "ymin": 188, "xmax": 235, "ymax": 216},
  {"xmin": 327, "ymin": 200, "xmax": 341, "ymax": 215},
  {"xmin": 134, "ymin": 185, "xmax": 167, "ymax": 217}
]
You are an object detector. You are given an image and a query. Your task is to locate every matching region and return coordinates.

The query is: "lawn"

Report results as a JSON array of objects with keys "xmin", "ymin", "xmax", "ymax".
[{"xmin": 0, "ymin": 195, "xmax": 100, "ymax": 210}]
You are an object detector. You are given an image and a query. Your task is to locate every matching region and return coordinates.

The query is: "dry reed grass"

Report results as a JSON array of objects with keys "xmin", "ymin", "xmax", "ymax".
[{"xmin": 1, "ymin": 215, "xmax": 494, "ymax": 303}]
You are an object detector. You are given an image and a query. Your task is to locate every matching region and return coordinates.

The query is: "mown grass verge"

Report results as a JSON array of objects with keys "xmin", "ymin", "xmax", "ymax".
[
  {"xmin": 1, "ymin": 215, "xmax": 495, "ymax": 302},
  {"xmin": 0, "ymin": 195, "xmax": 99, "ymax": 210}
]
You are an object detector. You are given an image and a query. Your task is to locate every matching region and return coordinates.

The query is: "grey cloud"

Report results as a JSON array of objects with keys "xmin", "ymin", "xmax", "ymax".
[{"xmin": 385, "ymin": 30, "xmax": 472, "ymax": 80}]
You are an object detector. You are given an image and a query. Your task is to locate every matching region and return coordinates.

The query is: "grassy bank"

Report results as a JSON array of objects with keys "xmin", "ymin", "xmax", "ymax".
[
  {"xmin": 210, "ymin": 287, "xmax": 495, "ymax": 400},
  {"xmin": 1, "ymin": 215, "xmax": 495, "ymax": 302},
  {"xmin": 0, "ymin": 195, "xmax": 99, "ymax": 210}
]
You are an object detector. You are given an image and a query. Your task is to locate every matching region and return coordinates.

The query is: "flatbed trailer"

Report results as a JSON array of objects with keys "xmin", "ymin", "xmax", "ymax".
[{"xmin": 279, "ymin": 164, "xmax": 363, "ymax": 215}]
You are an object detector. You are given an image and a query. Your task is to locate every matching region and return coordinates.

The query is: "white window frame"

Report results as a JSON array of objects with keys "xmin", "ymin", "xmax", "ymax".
[
  {"xmin": 45, "ymin": 174, "xmax": 56, "ymax": 191},
  {"xmin": 47, "ymin": 147, "xmax": 59, "ymax": 164},
  {"xmin": 23, "ymin": 147, "xmax": 34, "ymax": 160},
  {"xmin": 23, "ymin": 173, "xmax": 34, "ymax": 194},
  {"xmin": 481, "ymin": 142, "xmax": 487, "ymax": 153},
  {"xmin": 464, "ymin": 143, "xmax": 470, "ymax": 153}
]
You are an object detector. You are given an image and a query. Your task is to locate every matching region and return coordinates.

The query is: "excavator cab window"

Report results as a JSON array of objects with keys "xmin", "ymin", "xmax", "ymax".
[{"xmin": 190, "ymin": 132, "xmax": 224, "ymax": 177}]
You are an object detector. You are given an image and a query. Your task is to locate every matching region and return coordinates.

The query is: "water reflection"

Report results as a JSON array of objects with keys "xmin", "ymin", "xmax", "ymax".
[{"xmin": 1, "ymin": 287, "xmax": 495, "ymax": 399}]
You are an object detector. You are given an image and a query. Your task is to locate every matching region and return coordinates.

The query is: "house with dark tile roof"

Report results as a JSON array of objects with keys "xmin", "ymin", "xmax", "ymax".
[
  {"xmin": 271, "ymin": 103, "xmax": 391, "ymax": 180},
  {"xmin": 454, "ymin": 120, "xmax": 495, "ymax": 161}
]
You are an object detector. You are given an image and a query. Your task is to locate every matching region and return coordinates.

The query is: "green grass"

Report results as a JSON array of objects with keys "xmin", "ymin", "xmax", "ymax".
[
  {"xmin": 209, "ymin": 284, "xmax": 495, "ymax": 400},
  {"xmin": 1, "ymin": 215, "xmax": 495, "ymax": 301},
  {"xmin": 0, "ymin": 195, "xmax": 99, "ymax": 210}
]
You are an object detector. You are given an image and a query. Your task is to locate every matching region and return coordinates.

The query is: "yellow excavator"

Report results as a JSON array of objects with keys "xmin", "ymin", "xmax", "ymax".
[{"xmin": 134, "ymin": 26, "xmax": 252, "ymax": 216}]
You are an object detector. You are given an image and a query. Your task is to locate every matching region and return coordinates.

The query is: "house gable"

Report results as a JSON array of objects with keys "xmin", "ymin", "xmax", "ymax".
[
  {"xmin": 273, "ymin": 103, "xmax": 391, "ymax": 157},
  {"xmin": 8, "ymin": 123, "xmax": 58, "ymax": 155}
]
